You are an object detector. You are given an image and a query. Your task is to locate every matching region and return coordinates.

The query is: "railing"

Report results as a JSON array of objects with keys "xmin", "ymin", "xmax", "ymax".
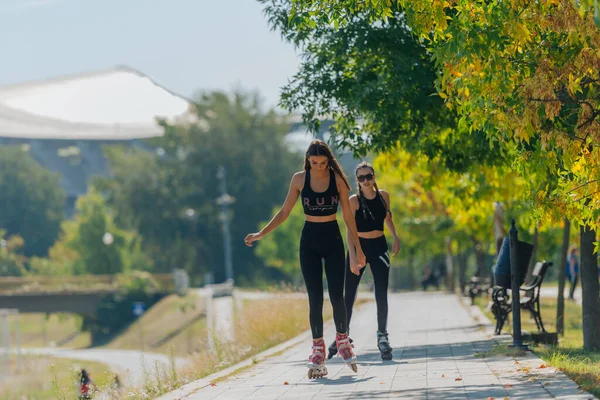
[{"xmin": 0, "ymin": 273, "xmax": 175, "ymax": 294}]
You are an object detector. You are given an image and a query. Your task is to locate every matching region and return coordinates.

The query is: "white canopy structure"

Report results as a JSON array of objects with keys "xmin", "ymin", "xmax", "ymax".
[{"xmin": 0, "ymin": 66, "xmax": 192, "ymax": 140}]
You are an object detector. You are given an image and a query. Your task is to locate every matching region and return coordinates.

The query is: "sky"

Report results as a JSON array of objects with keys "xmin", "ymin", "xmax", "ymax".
[{"xmin": 0, "ymin": 0, "xmax": 302, "ymax": 109}]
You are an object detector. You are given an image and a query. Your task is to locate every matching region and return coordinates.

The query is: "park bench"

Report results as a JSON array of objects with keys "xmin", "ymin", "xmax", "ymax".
[
  {"xmin": 490, "ymin": 260, "xmax": 554, "ymax": 341},
  {"xmin": 466, "ymin": 276, "xmax": 492, "ymax": 305}
]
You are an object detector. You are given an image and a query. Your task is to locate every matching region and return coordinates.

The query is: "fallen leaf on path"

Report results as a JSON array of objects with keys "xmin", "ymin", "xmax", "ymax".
[
  {"xmin": 504, "ymin": 384, "xmax": 513, "ymax": 388},
  {"xmin": 514, "ymin": 361, "xmax": 520, "ymax": 365},
  {"xmin": 538, "ymin": 364, "xmax": 547, "ymax": 368},
  {"xmin": 380, "ymin": 382, "xmax": 385, "ymax": 384},
  {"xmin": 210, "ymin": 383, "xmax": 217, "ymax": 387},
  {"xmin": 442, "ymin": 374, "xmax": 445, "ymax": 378},
  {"xmin": 455, "ymin": 377, "xmax": 463, "ymax": 381},
  {"xmin": 284, "ymin": 382, "xmax": 289, "ymax": 385}
]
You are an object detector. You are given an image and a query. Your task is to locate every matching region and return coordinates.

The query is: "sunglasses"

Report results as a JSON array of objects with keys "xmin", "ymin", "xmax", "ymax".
[{"xmin": 357, "ymin": 173, "xmax": 374, "ymax": 182}]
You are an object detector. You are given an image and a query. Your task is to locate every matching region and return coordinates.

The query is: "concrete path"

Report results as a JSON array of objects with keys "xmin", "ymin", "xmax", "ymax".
[
  {"xmin": 160, "ymin": 292, "xmax": 595, "ymax": 400},
  {"xmin": 540, "ymin": 287, "xmax": 582, "ymax": 305}
]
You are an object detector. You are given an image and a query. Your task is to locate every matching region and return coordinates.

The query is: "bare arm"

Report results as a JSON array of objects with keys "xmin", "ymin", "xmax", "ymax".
[
  {"xmin": 381, "ymin": 190, "xmax": 401, "ymax": 256},
  {"xmin": 244, "ymin": 173, "xmax": 302, "ymax": 247},
  {"xmin": 346, "ymin": 196, "xmax": 359, "ymax": 270},
  {"xmin": 338, "ymin": 176, "xmax": 366, "ymax": 269}
]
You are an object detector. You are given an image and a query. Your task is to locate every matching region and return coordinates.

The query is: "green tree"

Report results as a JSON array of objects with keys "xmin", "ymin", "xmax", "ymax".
[
  {"xmin": 285, "ymin": 0, "xmax": 600, "ymax": 348},
  {"xmin": 44, "ymin": 190, "xmax": 152, "ymax": 275},
  {"xmin": 0, "ymin": 231, "xmax": 27, "ymax": 276},
  {"xmin": 0, "ymin": 146, "xmax": 65, "ymax": 256},
  {"xmin": 255, "ymin": 204, "xmax": 305, "ymax": 283},
  {"xmin": 98, "ymin": 90, "xmax": 302, "ymax": 282},
  {"xmin": 262, "ymin": 0, "xmax": 503, "ymax": 172}
]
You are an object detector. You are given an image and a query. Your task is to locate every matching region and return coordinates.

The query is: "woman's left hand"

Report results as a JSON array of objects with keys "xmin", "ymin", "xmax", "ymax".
[{"xmin": 391, "ymin": 236, "xmax": 400, "ymax": 257}]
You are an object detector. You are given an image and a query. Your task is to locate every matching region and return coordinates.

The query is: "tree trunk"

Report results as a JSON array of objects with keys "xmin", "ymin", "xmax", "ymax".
[
  {"xmin": 580, "ymin": 225, "xmax": 600, "ymax": 350},
  {"xmin": 457, "ymin": 252, "xmax": 468, "ymax": 295},
  {"xmin": 445, "ymin": 237, "xmax": 455, "ymax": 292},
  {"xmin": 556, "ymin": 219, "xmax": 570, "ymax": 336},
  {"xmin": 472, "ymin": 238, "xmax": 488, "ymax": 278}
]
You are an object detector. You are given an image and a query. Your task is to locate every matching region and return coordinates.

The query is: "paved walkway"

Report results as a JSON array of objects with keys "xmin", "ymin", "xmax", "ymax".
[
  {"xmin": 161, "ymin": 292, "xmax": 595, "ymax": 400},
  {"xmin": 540, "ymin": 287, "xmax": 582, "ymax": 305}
]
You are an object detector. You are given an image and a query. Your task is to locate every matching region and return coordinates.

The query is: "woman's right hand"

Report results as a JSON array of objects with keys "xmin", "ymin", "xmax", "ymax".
[
  {"xmin": 349, "ymin": 255, "xmax": 360, "ymax": 275},
  {"xmin": 244, "ymin": 232, "xmax": 263, "ymax": 247}
]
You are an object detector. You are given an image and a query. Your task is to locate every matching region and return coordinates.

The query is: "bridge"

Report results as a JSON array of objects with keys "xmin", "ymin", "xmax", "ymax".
[{"xmin": 0, "ymin": 273, "xmax": 178, "ymax": 314}]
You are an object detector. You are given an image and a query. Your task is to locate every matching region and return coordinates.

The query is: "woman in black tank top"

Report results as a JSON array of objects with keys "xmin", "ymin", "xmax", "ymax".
[
  {"xmin": 244, "ymin": 140, "xmax": 366, "ymax": 378},
  {"xmin": 327, "ymin": 161, "xmax": 401, "ymax": 361}
]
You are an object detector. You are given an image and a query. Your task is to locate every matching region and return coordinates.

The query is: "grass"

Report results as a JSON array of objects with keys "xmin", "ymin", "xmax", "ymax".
[
  {"xmin": 0, "ymin": 356, "xmax": 116, "ymax": 400},
  {"xmin": 106, "ymin": 292, "xmax": 207, "ymax": 356},
  {"xmin": 474, "ymin": 294, "xmax": 600, "ymax": 397},
  {"xmin": 11, "ymin": 312, "xmax": 91, "ymax": 348},
  {"xmin": 473, "ymin": 343, "xmax": 527, "ymax": 358}
]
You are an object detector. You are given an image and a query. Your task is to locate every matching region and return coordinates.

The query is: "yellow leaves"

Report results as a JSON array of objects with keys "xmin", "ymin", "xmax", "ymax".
[
  {"xmin": 514, "ymin": 124, "xmax": 534, "ymax": 144},
  {"xmin": 457, "ymin": 86, "xmax": 470, "ymax": 98},
  {"xmin": 568, "ymin": 73, "xmax": 584, "ymax": 95}
]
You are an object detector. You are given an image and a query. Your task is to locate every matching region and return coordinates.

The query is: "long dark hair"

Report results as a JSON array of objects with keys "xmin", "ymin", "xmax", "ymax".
[
  {"xmin": 355, "ymin": 161, "xmax": 391, "ymax": 220},
  {"xmin": 304, "ymin": 139, "xmax": 350, "ymax": 190}
]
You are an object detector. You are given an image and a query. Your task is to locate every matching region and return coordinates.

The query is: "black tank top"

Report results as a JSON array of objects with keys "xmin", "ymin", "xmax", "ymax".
[
  {"xmin": 301, "ymin": 169, "xmax": 339, "ymax": 216},
  {"xmin": 355, "ymin": 193, "xmax": 387, "ymax": 232}
]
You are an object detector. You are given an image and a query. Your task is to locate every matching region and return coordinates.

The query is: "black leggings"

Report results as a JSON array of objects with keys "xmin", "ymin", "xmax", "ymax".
[
  {"xmin": 345, "ymin": 236, "xmax": 390, "ymax": 333},
  {"xmin": 300, "ymin": 220, "xmax": 347, "ymax": 339}
]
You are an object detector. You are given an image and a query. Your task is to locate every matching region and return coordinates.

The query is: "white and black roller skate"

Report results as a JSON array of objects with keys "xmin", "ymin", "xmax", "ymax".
[
  {"xmin": 307, "ymin": 339, "xmax": 328, "ymax": 379},
  {"xmin": 377, "ymin": 331, "xmax": 393, "ymax": 361},
  {"xmin": 336, "ymin": 332, "xmax": 358, "ymax": 372}
]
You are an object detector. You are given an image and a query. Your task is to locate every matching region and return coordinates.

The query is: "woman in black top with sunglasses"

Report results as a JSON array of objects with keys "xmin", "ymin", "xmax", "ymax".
[
  {"xmin": 244, "ymin": 139, "xmax": 366, "ymax": 378},
  {"xmin": 328, "ymin": 161, "xmax": 400, "ymax": 361}
]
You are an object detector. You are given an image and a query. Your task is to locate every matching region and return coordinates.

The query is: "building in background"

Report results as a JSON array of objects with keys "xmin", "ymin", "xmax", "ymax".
[
  {"xmin": 0, "ymin": 66, "xmax": 363, "ymax": 216},
  {"xmin": 0, "ymin": 66, "xmax": 191, "ymax": 216}
]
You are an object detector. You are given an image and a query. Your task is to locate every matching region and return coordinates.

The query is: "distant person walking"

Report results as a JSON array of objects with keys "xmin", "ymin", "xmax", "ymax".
[
  {"xmin": 78, "ymin": 369, "xmax": 96, "ymax": 400},
  {"xmin": 244, "ymin": 139, "xmax": 366, "ymax": 378}
]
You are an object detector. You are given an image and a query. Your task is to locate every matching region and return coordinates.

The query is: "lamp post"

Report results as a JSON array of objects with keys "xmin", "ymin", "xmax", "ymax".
[
  {"xmin": 509, "ymin": 219, "xmax": 528, "ymax": 350},
  {"xmin": 216, "ymin": 166, "xmax": 235, "ymax": 284}
]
